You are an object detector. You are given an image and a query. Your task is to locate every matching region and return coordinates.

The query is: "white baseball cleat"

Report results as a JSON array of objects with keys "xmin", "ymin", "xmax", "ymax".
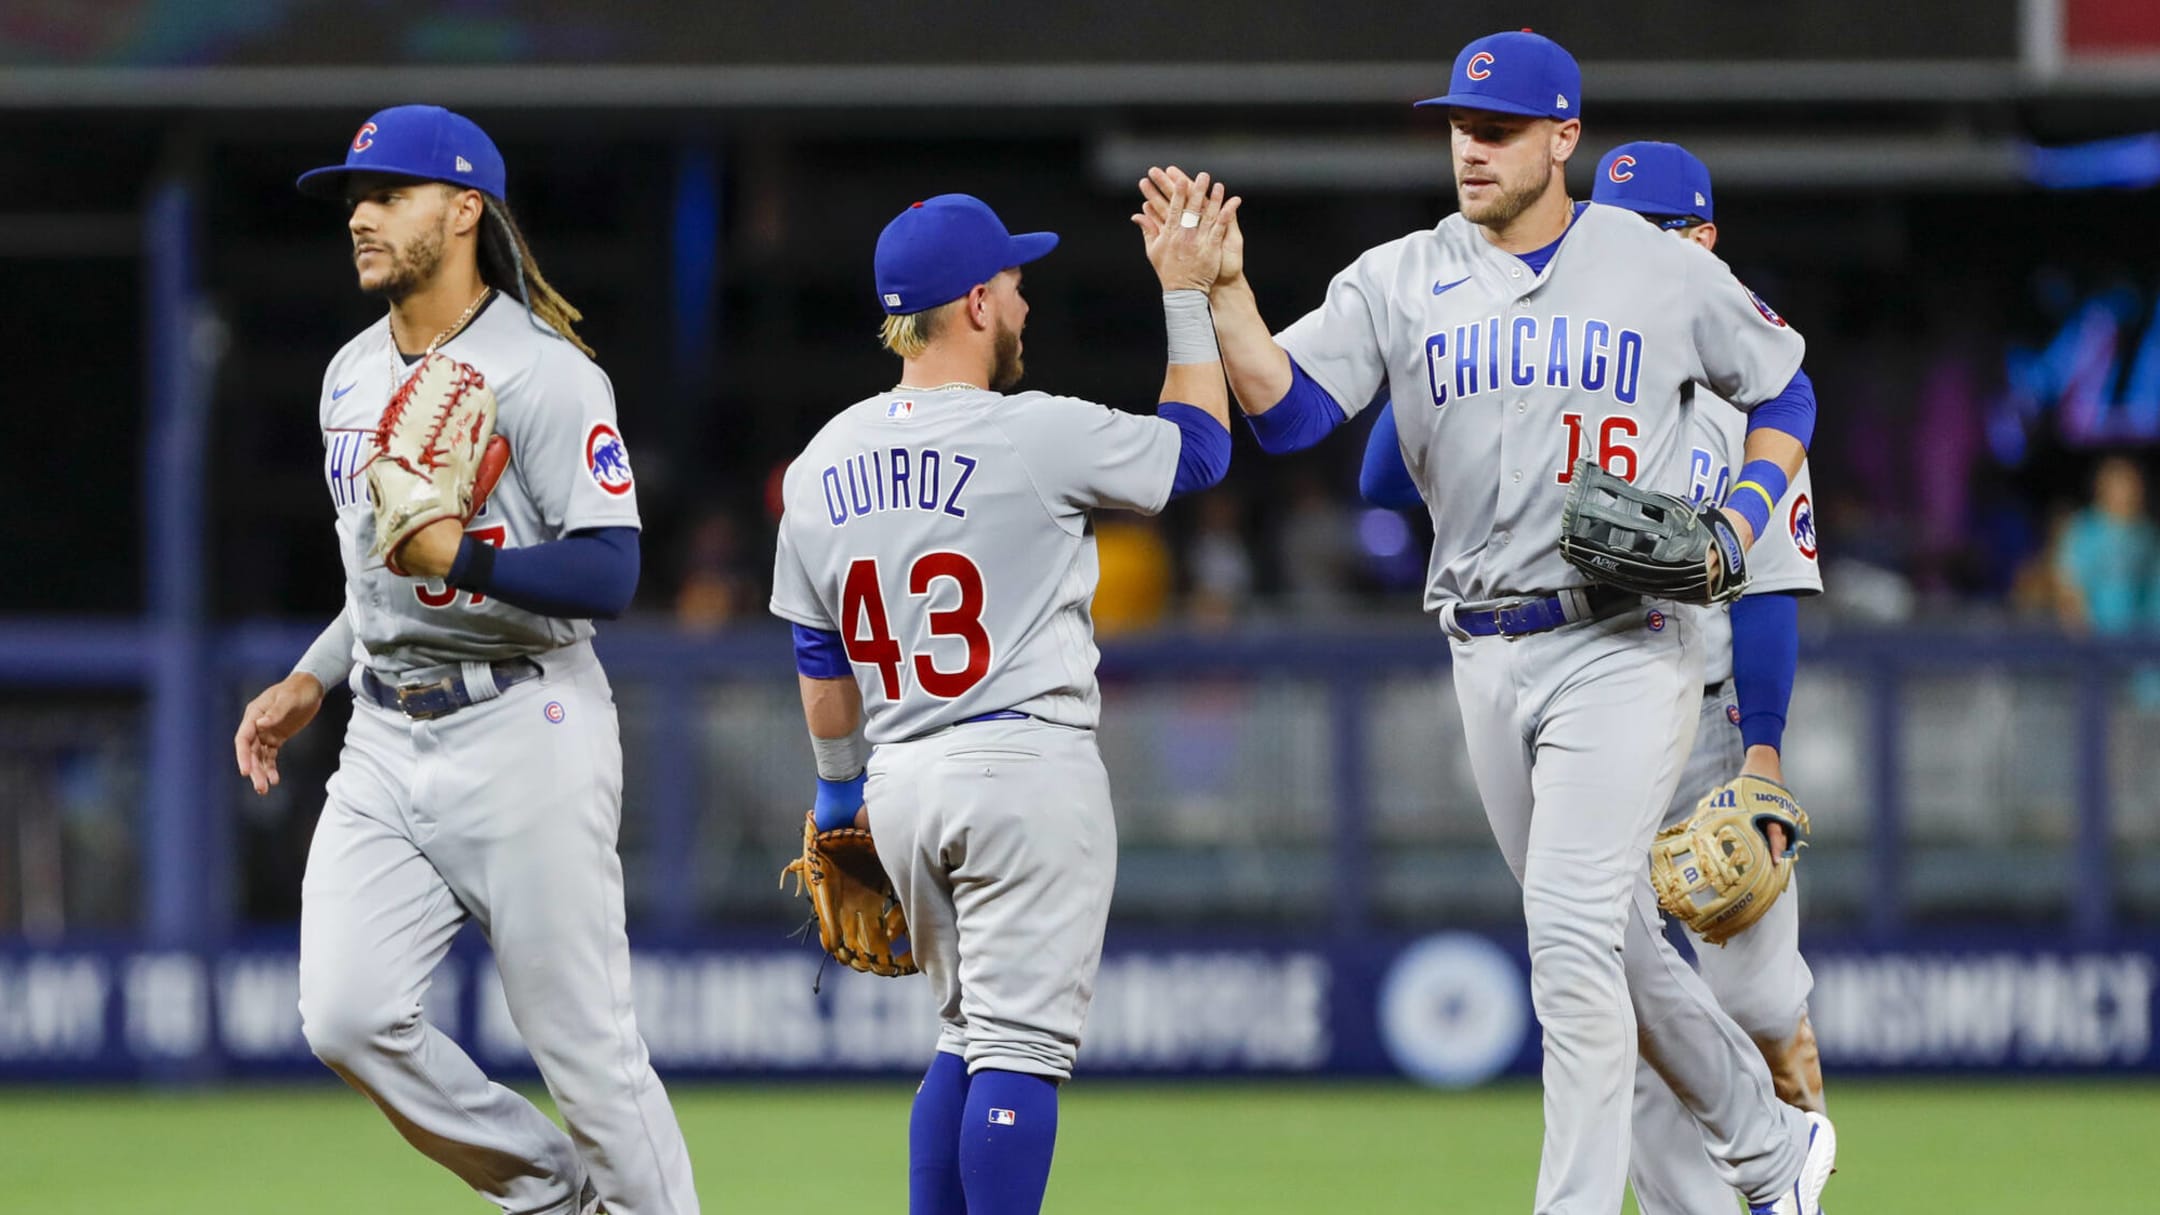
[{"xmin": 1749, "ymin": 1111, "xmax": 1836, "ymax": 1215}]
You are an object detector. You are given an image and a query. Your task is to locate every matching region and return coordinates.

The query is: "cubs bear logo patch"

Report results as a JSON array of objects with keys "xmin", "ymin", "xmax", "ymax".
[{"xmin": 585, "ymin": 422, "xmax": 634, "ymax": 496}]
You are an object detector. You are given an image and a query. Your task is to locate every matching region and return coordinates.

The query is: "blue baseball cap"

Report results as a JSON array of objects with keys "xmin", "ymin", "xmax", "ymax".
[
  {"xmin": 1593, "ymin": 141, "xmax": 1715, "ymax": 226},
  {"xmin": 874, "ymin": 194, "xmax": 1059, "ymax": 316},
  {"xmin": 296, "ymin": 105, "xmax": 507, "ymax": 201},
  {"xmin": 1415, "ymin": 30, "xmax": 1581, "ymax": 121}
]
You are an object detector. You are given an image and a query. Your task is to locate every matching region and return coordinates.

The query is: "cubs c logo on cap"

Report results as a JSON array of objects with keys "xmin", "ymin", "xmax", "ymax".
[
  {"xmin": 351, "ymin": 122, "xmax": 377, "ymax": 153},
  {"xmin": 1467, "ymin": 51, "xmax": 1494, "ymax": 80},
  {"xmin": 1607, "ymin": 155, "xmax": 1636, "ymax": 184}
]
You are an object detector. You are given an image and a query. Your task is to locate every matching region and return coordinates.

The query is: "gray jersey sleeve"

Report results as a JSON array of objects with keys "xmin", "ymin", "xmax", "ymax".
[
  {"xmin": 993, "ymin": 394, "xmax": 1183, "ymax": 525},
  {"xmin": 1273, "ymin": 238, "xmax": 1408, "ymax": 421},
  {"xmin": 768, "ymin": 502, "xmax": 834, "ymax": 630},
  {"xmin": 1684, "ymin": 247, "xmax": 1807, "ymax": 410},
  {"xmin": 291, "ymin": 605, "xmax": 358, "ymax": 690},
  {"xmin": 1745, "ymin": 458, "xmax": 1823, "ymax": 596},
  {"xmin": 500, "ymin": 343, "xmax": 643, "ymax": 534}
]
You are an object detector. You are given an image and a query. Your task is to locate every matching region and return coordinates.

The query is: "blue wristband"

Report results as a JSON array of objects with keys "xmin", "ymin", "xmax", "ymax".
[
  {"xmin": 1728, "ymin": 459, "xmax": 1789, "ymax": 541},
  {"xmin": 813, "ymin": 773, "xmax": 867, "ymax": 831}
]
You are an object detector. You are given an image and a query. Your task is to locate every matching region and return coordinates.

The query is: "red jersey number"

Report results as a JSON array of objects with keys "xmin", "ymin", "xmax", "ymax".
[
  {"xmin": 1555, "ymin": 414, "xmax": 1641, "ymax": 484},
  {"xmin": 841, "ymin": 552, "xmax": 991, "ymax": 701},
  {"xmin": 413, "ymin": 525, "xmax": 508, "ymax": 608}
]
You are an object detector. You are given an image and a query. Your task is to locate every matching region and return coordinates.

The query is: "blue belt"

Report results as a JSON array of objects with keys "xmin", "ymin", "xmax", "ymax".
[
  {"xmin": 958, "ymin": 710, "xmax": 1032, "ymax": 725},
  {"xmin": 1450, "ymin": 586, "xmax": 1640, "ymax": 640},
  {"xmin": 359, "ymin": 658, "xmax": 543, "ymax": 721}
]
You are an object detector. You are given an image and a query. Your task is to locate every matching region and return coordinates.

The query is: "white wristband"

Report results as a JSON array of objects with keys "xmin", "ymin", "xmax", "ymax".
[
  {"xmin": 1164, "ymin": 290, "xmax": 1220, "ymax": 365},
  {"xmin": 810, "ymin": 729, "xmax": 869, "ymax": 781}
]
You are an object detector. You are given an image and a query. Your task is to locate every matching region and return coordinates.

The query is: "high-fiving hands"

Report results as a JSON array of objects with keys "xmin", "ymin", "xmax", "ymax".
[
  {"xmin": 1135, "ymin": 166, "xmax": 1244, "ymax": 291},
  {"xmin": 1132, "ymin": 168, "xmax": 1241, "ymax": 294}
]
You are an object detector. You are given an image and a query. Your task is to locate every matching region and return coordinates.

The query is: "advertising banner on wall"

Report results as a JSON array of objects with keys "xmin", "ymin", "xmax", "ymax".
[{"xmin": 0, "ymin": 932, "xmax": 2150, "ymax": 1082}]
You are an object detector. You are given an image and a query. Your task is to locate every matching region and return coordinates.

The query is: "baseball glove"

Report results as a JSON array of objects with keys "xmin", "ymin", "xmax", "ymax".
[
  {"xmin": 1649, "ymin": 775, "xmax": 1810, "ymax": 946},
  {"xmin": 360, "ymin": 353, "xmax": 512, "ymax": 576},
  {"xmin": 779, "ymin": 812, "xmax": 918, "ymax": 978},
  {"xmin": 1558, "ymin": 459, "xmax": 1748, "ymax": 605}
]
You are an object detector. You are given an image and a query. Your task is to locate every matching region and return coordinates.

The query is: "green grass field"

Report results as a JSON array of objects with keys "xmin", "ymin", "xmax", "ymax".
[{"xmin": 8, "ymin": 1079, "xmax": 2135, "ymax": 1211}]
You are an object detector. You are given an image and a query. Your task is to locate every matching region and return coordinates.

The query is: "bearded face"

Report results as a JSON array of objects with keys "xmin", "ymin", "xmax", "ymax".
[
  {"xmin": 990, "ymin": 315, "xmax": 1026, "ymax": 391},
  {"xmin": 1450, "ymin": 110, "xmax": 1565, "ymax": 231},
  {"xmin": 348, "ymin": 178, "xmax": 453, "ymax": 302}
]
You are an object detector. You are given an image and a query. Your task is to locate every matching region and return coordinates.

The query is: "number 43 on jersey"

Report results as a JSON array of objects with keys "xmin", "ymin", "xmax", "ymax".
[{"xmin": 842, "ymin": 553, "xmax": 991, "ymax": 700}]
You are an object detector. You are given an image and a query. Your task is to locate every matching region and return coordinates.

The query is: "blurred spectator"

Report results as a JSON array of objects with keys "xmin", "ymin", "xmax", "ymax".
[
  {"xmin": 1093, "ymin": 515, "xmax": 1173, "ymax": 637},
  {"xmin": 1278, "ymin": 473, "xmax": 1356, "ymax": 617},
  {"xmin": 1187, "ymin": 491, "xmax": 1255, "ymax": 629},
  {"xmin": 2053, "ymin": 456, "xmax": 2156, "ymax": 635},
  {"xmin": 675, "ymin": 508, "xmax": 760, "ymax": 632}
]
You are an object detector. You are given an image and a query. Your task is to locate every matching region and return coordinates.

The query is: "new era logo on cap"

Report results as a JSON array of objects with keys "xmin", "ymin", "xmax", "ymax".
[
  {"xmin": 1556, "ymin": 94, "xmax": 1568, "ymax": 109},
  {"xmin": 456, "ymin": 155, "xmax": 473, "ymax": 173},
  {"xmin": 883, "ymin": 292, "xmax": 903, "ymax": 308}
]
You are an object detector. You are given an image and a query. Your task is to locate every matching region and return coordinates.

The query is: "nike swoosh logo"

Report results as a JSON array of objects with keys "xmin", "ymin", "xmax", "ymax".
[
  {"xmin": 331, "ymin": 382, "xmax": 357, "ymax": 400},
  {"xmin": 1432, "ymin": 276, "xmax": 1471, "ymax": 296}
]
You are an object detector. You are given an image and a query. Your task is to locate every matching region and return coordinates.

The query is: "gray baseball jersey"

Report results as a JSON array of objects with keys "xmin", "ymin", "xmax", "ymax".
[
  {"xmin": 301, "ymin": 295, "xmax": 697, "ymax": 1214},
  {"xmin": 318, "ymin": 293, "xmax": 641, "ymax": 676},
  {"xmin": 1303, "ymin": 201, "xmax": 1819, "ymax": 1212},
  {"xmin": 1684, "ymin": 395, "xmax": 1824, "ymax": 685},
  {"xmin": 1278, "ymin": 201, "xmax": 1804, "ymax": 609},
  {"xmin": 769, "ymin": 387, "xmax": 1181, "ymax": 744}
]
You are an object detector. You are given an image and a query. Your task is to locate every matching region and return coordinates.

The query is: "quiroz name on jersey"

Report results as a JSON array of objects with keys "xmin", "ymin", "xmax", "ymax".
[
  {"xmin": 821, "ymin": 447, "xmax": 979, "ymax": 527},
  {"xmin": 1424, "ymin": 313, "xmax": 1646, "ymax": 408}
]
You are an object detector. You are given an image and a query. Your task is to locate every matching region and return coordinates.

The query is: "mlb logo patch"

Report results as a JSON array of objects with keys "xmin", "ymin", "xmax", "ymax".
[
  {"xmin": 887, "ymin": 399, "xmax": 915, "ymax": 419},
  {"xmin": 988, "ymin": 1108, "xmax": 1017, "ymax": 1126},
  {"xmin": 584, "ymin": 422, "xmax": 635, "ymax": 496}
]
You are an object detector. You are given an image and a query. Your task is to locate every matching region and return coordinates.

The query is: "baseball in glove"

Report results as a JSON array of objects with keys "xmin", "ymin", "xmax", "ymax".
[
  {"xmin": 1559, "ymin": 458, "xmax": 1748, "ymax": 605},
  {"xmin": 1649, "ymin": 774, "xmax": 1810, "ymax": 946},
  {"xmin": 779, "ymin": 812, "xmax": 918, "ymax": 979},
  {"xmin": 359, "ymin": 353, "xmax": 512, "ymax": 576}
]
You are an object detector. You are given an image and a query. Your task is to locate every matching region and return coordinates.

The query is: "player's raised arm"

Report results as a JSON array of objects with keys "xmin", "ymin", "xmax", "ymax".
[{"xmin": 1137, "ymin": 167, "xmax": 1382, "ymax": 456}]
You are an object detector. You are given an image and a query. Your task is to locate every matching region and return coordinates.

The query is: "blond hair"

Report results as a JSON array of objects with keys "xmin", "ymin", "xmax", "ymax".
[
  {"xmin": 878, "ymin": 302, "xmax": 954, "ymax": 359},
  {"xmin": 477, "ymin": 194, "xmax": 594, "ymax": 357}
]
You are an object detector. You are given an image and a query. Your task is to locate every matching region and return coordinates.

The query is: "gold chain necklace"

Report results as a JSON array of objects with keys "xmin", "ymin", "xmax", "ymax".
[{"xmin": 424, "ymin": 287, "xmax": 492, "ymax": 355}]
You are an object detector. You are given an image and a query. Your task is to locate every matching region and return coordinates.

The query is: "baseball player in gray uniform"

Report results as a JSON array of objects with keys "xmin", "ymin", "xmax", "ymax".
[
  {"xmin": 1144, "ymin": 31, "xmax": 1834, "ymax": 1215},
  {"xmin": 768, "ymin": 183, "xmax": 1236, "ymax": 1215},
  {"xmin": 231, "ymin": 106, "xmax": 697, "ymax": 1215},
  {"xmin": 1358, "ymin": 138, "xmax": 1831, "ymax": 1213},
  {"xmin": 1593, "ymin": 141, "xmax": 1828, "ymax": 1215}
]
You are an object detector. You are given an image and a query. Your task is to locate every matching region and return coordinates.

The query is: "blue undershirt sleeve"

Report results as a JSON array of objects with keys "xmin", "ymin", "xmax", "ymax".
[
  {"xmin": 1730, "ymin": 591, "xmax": 1801, "ymax": 753},
  {"xmin": 1244, "ymin": 358, "xmax": 1349, "ymax": 455},
  {"xmin": 448, "ymin": 525, "xmax": 641, "ymax": 620},
  {"xmin": 1358, "ymin": 401, "xmax": 1423, "ymax": 509},
  {"xmin": 1746, "ymin": 368, "xmax": 1816, "ymax": 449},
  {"xmin": 1156, "ymin": 402, "xmax": 1232, "ymax": 499},
  {"xmin": 792, "ymin": 623, "xmax": 850, "ymax": 680}
]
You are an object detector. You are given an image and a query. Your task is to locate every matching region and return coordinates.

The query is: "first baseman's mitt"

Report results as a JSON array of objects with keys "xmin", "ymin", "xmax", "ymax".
[
  {"xmin": 1649, "ymin": 775, "xmax": 1810, "ymax": 946},
  {"xmin": 360, "ymin": 353, "xmax": 512, "ymax": 576},
  {"xmin": 779, "ymin": 812, "xmax": 918, "ymax": 978},
  {"xmin": 1559, "ymin": 459, "xmax": 1747, "ymax": 605}
]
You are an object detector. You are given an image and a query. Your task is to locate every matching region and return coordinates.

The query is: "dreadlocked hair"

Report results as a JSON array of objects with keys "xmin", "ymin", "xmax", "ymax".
[{"xmin": 478, "ymin": 195, "xmax": 594, "ymax": 358}]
